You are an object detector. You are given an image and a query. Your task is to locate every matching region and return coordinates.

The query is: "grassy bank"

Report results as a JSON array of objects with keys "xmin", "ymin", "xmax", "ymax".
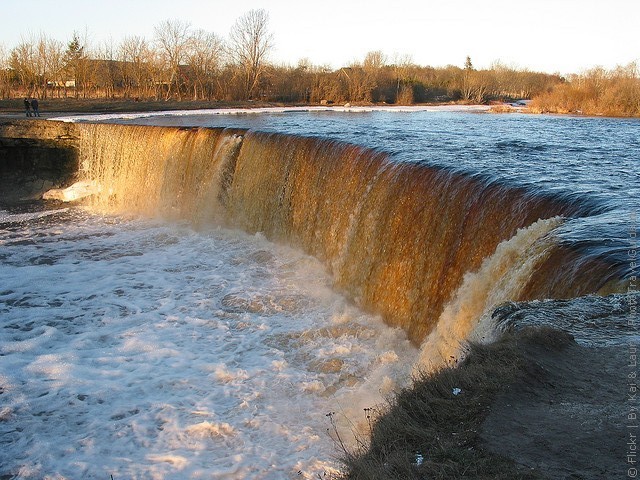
[
  {"xmin": 339, "ymin": 328, "xmax": 557, "ymax": 479},
  {"xmin": 338, "ymin": 323, "xmax": 623, "ymax": 480}
]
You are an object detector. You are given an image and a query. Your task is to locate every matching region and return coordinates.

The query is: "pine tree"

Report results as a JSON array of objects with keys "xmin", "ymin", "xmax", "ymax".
[
  {"xmin": 464, "ymin": 55, "xmax": 474, "ymax": 71},
  {"xmin": 64, "ymin": 33, "xmax": 85, "ymax": 97}
]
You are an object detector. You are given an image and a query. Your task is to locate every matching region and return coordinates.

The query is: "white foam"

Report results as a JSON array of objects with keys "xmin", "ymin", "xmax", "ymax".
[
  {"xmin": 0, "ymin": 208, "xmax": 416, "ymax": 479},
  {"xmin": 49, "ymin": 105, "xmax": 491, "ymax": 123},
  {"xmin": 0, "ymin": 208, "xmax": 69, "ymax": 223}
]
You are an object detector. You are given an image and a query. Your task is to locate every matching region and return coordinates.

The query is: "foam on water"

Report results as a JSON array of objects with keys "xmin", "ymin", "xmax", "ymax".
[
  {"xmin": 0, "ymin": 208, "xmax": 416, "ymax": 479},
  {"xmin": 0, "ymin": 208, "xmax": 70, "ymax": 224}
]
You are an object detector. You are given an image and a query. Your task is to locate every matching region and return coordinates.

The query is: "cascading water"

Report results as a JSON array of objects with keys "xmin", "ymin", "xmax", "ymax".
[
  {"xmin": 75, "ymin": 123, "xmax": 621, "ymax": 351},
  {"xmin": 78, "ymin": 124, "xmax": 244, "ymax": 223},
  {"xmin": 416, "ymin": 216, "xmax": 563, "ymax": 370}
]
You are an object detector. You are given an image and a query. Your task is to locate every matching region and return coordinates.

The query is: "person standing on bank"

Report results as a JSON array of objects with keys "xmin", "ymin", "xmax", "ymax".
[
  {"xmin": 31, "ymin": 98, "xmax": 40, "ymax": 117},
  {"xmin": 24, "ymin": 98, "xmax": 31, "ymax": 117}
]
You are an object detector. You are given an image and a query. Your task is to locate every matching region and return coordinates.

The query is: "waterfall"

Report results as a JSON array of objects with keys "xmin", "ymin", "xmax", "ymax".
[
  {"xmin": 415, "ymin": 216, "xmax": 562, "ymax": 371},
  {"xmin": 74, "ymin": 123, "xmax": 620, "ymax": 351}
]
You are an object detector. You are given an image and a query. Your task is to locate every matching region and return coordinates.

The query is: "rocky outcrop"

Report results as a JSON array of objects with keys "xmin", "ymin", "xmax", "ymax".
[{"xmin": 0, "ymin": 120, "xmax": 80, "ymax": 202}]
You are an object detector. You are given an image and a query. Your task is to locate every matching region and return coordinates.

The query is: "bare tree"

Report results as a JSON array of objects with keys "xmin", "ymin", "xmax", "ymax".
[
  {"xmin": 461, "ymin": 57, "xmax": 474, "ymax": 102},
  {"xmin": 228, "ymin": 9, "xmax": 273, "ymax": 100},
  {"xmin": 95, "ymin": 39, "xmax": 119, "ymax": 98},
  {"xmin": 392, "ymin": 53, "xmax": 414, "ymax": 104},
  {"xmin": 187, "ymin": 29, "xmax": 223, "ymax": 100},
  {"xmin": 146, "ymin": 48, "xmax": 169, "ymax": 101},
  {"xmin": 119, "ymin": 35, "xmax": 154, "ymax": 98},
  {"xmin": 9, "ymin": 38, "xmax": 37, "ymax": 95},
  {"xmin": 154, "ymin": 19, "xmax": 192, "ymax": 100},
  {"xmin": 32, "ymin": 35, "xmax": 49, "ymax": 97},
  {"xmin": 341, "ymin": 62, "xmax": 376, "ymax": 103},
  {"xmin": 364, "ymin": 50, "xmax": 386, "ymax": 71},
  {"xmin": 19, "ymin": 34, "xmax": 64, "ymax": 99},
  {"xmin": 0, "ymin": 43, "xmax": 10, "ymax": 99},
  {"xmin": 42, "ymin": 36, "xmax": 64, "ymax": 98},
  {"xmin": 363, "ymin": 50, "xmax": 387, "ymax": 102}
]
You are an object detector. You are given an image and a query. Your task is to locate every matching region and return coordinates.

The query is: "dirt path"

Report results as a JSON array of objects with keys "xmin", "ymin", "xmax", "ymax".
[{"xmin": 481, "ymin": 340, "xmax": 631, "ymax": 479}]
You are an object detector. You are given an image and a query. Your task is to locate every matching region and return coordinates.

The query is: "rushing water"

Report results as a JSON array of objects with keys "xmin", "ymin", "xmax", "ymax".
[
  {"xmin": 75, "ymin": 108, "xmax": 639, "ymax": 209},
  {"xmin": 0, "ymin": 207, "xmax": 415, "ymax": 479},
  {"xmin": 73, "ymin": 109, "xmax": 640, "ymax": 280},
  {"xmin": 1, "ymin": 109, "xmax": 638, "ymax": 478}
]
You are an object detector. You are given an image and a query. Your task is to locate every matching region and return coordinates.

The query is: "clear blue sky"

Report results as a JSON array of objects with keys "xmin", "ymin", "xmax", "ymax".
[{"xmin": 1, "ymin": 0, "xmax": 638, "ymax": 75}]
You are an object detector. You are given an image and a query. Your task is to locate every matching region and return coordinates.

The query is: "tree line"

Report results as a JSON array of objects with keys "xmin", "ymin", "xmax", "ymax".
[
  {"xmin": 1, "ymin": 9, "xmax": 638, "ymax": 115},
  {"xmin": 529, "ymin": 63, "xmax": 640, "ymax": 117},
  {"xmin": 0, "ymin": 10, "xmax": 274, "ymax": 102}
]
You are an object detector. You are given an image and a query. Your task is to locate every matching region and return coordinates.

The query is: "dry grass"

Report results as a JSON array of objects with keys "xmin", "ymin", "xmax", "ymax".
[
  {"xmin": 339, "ymin": 327, "xmax": 574, "ymax": 479},
  {"xmin": 488, "ymin": 104, "xmax": 517, "ymax": 114},
  {"xmin": 529, "ymin": 65, "xmax": 640, "ymax": 118}
]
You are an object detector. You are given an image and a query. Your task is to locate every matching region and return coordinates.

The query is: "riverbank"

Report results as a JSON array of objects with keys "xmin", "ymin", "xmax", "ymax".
[
  {"xmin": 342, "ymin": 320, "xmax": 628, "ymax": 479},
  {"xmin": 0, "ymin": 98, "xmax": 500, "ymax": 120},
  {"xmin": 0, "ymin": 98, "xmax": 294, "ymax": 119},
  {"xmin": 5, "ymin": 97, "xmax": 635, "ymax": 122}
]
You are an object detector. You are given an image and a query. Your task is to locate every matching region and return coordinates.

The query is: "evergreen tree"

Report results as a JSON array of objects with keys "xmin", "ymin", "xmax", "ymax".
[
  {"xmin": 64, "ymin": 33, "xmax": 86, "ymax": 97},
  {"xmin": 464, "ymin": 55, "xmax": 474, "ymax": 71}
]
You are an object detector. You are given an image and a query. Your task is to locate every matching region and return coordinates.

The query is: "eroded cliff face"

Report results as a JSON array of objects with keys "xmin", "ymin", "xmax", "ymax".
[{"xmin": 0, "ymin": 120, "xmax": 80, "ymax": 202}]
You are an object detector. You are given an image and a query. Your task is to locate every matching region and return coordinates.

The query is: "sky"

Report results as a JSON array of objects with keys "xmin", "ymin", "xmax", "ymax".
[{"xmin": 1, "ymin": 0, "xmax": 638, "ymax": 75}]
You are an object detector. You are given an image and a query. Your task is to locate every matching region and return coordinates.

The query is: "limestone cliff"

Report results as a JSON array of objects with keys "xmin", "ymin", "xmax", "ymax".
[{"xmin": 0, "ymin": 120, "xmax": 80, "ymax": 202}]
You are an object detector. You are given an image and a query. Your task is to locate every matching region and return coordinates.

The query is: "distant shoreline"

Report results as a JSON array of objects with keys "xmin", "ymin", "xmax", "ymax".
[
  {"xmin": 47, "ymin": 104, "xmax": 499, "ymax": 123},
  {"xmin": 3, "ymin": 98, "xmax": 637, "ymax": 121},
  {"xmin": 0, "ymin": 98, "xmax": 494, "ymax": 117}
]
